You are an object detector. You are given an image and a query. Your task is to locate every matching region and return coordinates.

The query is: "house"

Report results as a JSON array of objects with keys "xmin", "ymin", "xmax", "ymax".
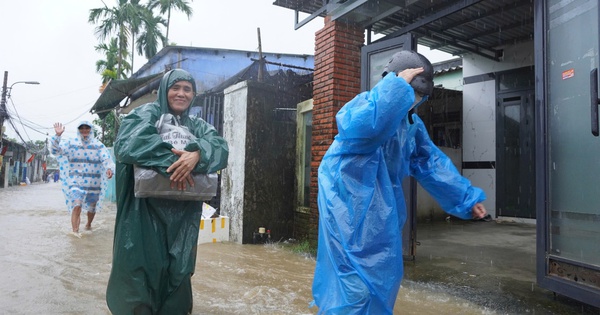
[
  {"xmin": 0, "ymin": 138, "xmax": 47, "ymax": 187},
  {"xmin": 274, "ymin": 0, "xmax": 600, "ymax": 308},
  {"xmin": 91, "ymin": 46, "xmax": 313, "ymax": 119}
]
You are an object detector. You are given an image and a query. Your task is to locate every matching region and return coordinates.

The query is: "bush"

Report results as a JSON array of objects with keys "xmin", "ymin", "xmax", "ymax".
[{"xmin": 289, "ymin": 239, "xmax": 317, "ymax": 258}]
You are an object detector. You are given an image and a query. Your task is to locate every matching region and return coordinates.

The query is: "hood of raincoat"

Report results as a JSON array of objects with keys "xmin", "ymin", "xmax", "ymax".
[
  {"xmin": 156, "ymin": 69, "xmax": 197, "ymax": 123},
  {"xmin": 77, "ymin": 120, "xmax": 95, "ymax": 140},
  {"xmin": 78, "ymin": 121, "xmax": 93, "ymax": 128}
]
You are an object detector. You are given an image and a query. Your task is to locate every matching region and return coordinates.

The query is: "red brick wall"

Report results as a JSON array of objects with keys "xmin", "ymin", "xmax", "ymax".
[{"xmin": 310, "ymin": 16, "xmax": 364, "ymax": 243}]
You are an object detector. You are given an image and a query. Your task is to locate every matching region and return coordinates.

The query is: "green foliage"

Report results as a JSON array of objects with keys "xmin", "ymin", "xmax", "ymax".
[
  {"xmin": 90, "ymin": 0, "xmax": 195, "ymax": 82},
  {"xmin": 25, "ymin": 140, "xmax": 48, "ymax": 154},
  {"xmin": 46, "ymin": 155, "xmax": 58, "ymax": 168},
  {"xmin": 148, "ymin": 0, "xmax": 194, "ymax": 43},
  {"xmin": 89, "ymin": 0, "xmax": 147, "ymax": 79},
  {"xmin": 95, "ymin": 38, "xmax": 131, "ymax": 82},
  {"xmin": 288, "ymin": 239, "xmax": 317, "ymax": 258},
  {"xmin": 93, "ymin": 110, "xmax": 122, "ymax": 147},
  {"xmin": 135, "ymin": 10, "xmax": 167, "ymax": 59}
]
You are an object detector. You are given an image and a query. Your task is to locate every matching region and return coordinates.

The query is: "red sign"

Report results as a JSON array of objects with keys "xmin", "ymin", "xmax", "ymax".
[{"xmin": 562, "ymin": 68, "xmax": 575, "ymax": 80}]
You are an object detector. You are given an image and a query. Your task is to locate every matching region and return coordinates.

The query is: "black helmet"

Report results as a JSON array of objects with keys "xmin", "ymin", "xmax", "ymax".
[{"xmin": 382, "ymin": 50, "xmax": 434, "ymax": 97}]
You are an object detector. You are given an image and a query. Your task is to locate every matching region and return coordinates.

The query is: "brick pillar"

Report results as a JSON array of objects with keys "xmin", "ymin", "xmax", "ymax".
[{"xmin": 310, "ymin": 16, "xmax": 364, "ymax": 244}]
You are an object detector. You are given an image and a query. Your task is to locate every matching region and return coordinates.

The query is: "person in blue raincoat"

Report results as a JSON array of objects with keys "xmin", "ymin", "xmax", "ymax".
[
  {"xmin": 312, "ymin": 51, "xmax": 487, "ymax": 314},
  {"xmin": 106, "ymin": 69, "xmax": 229, "ymax": 314},
  {"xmin": 51, "ymin": 121, "xmax": 114, "ymax": 238}
]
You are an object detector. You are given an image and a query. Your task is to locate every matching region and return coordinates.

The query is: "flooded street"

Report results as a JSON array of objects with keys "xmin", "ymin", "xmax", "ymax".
[{"xmin": 1, "ymin": 183, "xmax": 594, "ymax": 314}]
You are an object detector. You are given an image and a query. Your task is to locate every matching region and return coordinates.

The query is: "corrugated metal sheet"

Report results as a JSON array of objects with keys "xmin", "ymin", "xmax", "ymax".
[
  {"xmin": 90, "ymin": 72, "xmax": 164, "ymax": 119},
  {"xmin": 274, "ymin": 0, "xmax": 533, "ymax": 60}
]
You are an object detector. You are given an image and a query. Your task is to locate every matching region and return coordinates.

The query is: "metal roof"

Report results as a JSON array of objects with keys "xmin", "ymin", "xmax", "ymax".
[
  {"xmin": 432, "ymin": 58, "xmax": 462, "ymax": 74},
  {"xmin": 90, "ymin": 72, "xmax": 164, "ymax": 119},
  {"xmin": 273, "ymin": 0, "xmax": 534, "ymax": 61}
]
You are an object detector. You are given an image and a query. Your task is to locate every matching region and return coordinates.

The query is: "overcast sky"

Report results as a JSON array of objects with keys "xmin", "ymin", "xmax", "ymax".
[{"xmin": 0, "ymin": 0, "xmax": 452, "ymax": 143}]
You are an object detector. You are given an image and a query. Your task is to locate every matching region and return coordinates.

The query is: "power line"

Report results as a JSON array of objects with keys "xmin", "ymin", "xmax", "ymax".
[
  {"xmin": 7, "ymin": 94, "xmax": 95, "ymax": 126},
  {"xmin": 7, "ymin": 96, "xmax": 33, "ymax": 141},
  {"xmin": 7, "ymin": 84, "xmax": 101, "ymax": 106},
  {"xmin": 5, "ymin": 96, "xmax": 93, "ymax": 144}
]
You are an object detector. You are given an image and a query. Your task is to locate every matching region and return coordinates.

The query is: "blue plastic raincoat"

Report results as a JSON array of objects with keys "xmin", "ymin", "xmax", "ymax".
[
  {"xmin": 312, "ymin": 72, "xmax": 486, "ymax": 314},
  {"xmin": 51, "ymin": 121, "xmax": 114, "ymax": 213},
  {"xmin": 106, "ymin": 69, "xmax": 229, "ymax": 315}
]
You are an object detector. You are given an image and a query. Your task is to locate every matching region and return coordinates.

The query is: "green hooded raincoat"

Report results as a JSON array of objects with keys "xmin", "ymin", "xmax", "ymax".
[{"xmin": 106, "ymin": 69, "xmax": 229, "ymax": 314}]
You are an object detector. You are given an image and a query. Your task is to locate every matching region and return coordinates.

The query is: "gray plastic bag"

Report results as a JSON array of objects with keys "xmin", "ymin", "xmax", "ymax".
[{"xmin": 133, "ymin": 113, "xmax": 218, "ymax": 201}]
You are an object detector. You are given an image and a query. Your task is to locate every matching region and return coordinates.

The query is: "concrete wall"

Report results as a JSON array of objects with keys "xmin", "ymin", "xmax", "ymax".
[
  {"xmin": 221, "ymin": 80, "xmax": 298, "ymax": 244},
  {"xmin": 461, "ymin": 41, "xmax": 534, "ymax": 218},
  {"xmin": 221, "ymin": 82, "xmax": 248, "ymax": 243},
  {"xmin": 435, "ymin": 71, "xmax": 463, "ymax": 91}
]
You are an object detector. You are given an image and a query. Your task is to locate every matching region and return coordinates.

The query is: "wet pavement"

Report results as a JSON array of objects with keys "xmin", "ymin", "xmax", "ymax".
[
  {"xmin": 407, "ymin": 220, "xmax": 600, "ymax": 314},
  {"xmin": 0, "ymin": 182, "xmax": 599, "ymax": 314}
]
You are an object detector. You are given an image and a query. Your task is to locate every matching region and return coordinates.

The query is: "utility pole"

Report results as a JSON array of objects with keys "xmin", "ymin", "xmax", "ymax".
[
  {"xmin": 0, "ymin": 71, "xmax": 8, "ymax": 144},
  {"xmin": 257, "ymin": 27, "xmax": 264, "ymax": 82},
  {"xmin": 0, "ymin": 72, "xmax": 40, "ymax": 145},
  {"xmin": 0, "ymin": 71, "xmax": 7, "ymax": 189}
]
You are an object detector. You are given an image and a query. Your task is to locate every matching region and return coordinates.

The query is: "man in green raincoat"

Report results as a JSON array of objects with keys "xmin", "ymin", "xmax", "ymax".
[{"xmin": 106, "ymin": 69, "xmax": 229, "ymax": 314}]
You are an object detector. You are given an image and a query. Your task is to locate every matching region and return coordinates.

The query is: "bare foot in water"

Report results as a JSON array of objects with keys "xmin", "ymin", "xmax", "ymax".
[{"xmin": 69, "ymin": 231, "xmax": 82, "ymax": 238}]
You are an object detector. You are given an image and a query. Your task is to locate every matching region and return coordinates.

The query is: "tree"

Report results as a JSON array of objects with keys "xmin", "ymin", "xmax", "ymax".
[
  {"xmin": 136, "ymin": 9, "xmax": 168, "ymax": 59},
  {"xmin": 89, "ymin": 0, "xmax": 146, "ymax": 79},
  {"xmin": 90, "ymin": 0, "xmax": 151, "ymax": 139},
  {"xmin": 93, "ymin": 110, "xmax": 121, "ymax": 147},
  {"xmin": 148, "ymin": 0, "xmax": 193, "ymax": 44},
  {"xmin": 46, "ymin": 154, "xmax": 58, "ymax": 168},
  {"xmin": 25, "ymin": 140, "xmax": 48, "ymax": 154},
  {"xmin": 95, "ymin": 37, "xmax": 131, "ymax": 84}
]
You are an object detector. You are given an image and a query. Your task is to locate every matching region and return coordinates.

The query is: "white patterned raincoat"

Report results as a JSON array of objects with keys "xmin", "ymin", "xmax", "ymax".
[{"xmin": 51, "ymin": 121, "xmax": 114, "ymax": 213}]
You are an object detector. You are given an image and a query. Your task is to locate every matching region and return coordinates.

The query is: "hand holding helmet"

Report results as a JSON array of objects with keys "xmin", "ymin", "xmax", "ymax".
[
  {"xmin": 396, "ymin": 67, "xmax": 424, "ymax": 84},
  {"xmin": 383, "ymin": 50, "xmax": 434, "ymax": 97}
]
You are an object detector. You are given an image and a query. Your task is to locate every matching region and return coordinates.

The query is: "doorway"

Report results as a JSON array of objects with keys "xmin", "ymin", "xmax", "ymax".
[{"xmin": 496, "ymin": 67, "xmax": 535, "ymax": 219}]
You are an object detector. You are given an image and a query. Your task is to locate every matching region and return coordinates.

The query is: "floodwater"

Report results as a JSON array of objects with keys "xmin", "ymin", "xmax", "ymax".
[{"xmin": 1, "ymin": 182, "xmax": 588, "ymax": 315}]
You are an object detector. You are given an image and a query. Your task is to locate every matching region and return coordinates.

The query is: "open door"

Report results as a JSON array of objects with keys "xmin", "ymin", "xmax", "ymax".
[
  {"xmin": 360, "ymin": 33, "xmax": 418, "ymax": 260},
  {"xmin": 536, "ymin": 0, "xmax": 600, "ymax": 307}
]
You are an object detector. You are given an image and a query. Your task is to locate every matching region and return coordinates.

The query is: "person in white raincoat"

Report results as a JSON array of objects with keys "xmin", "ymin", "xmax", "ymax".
[
  {"xmin": 52, "ymin": 121, "xmax": 114, "ymax": 237},
  {"xmin": 312, "ymin": 51, "xmax": 488, "ymax": 314}
]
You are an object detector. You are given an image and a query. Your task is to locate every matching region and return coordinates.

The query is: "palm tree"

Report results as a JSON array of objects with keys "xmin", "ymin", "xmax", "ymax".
[
  {"xmin": 136, "ymin": 8, "xmax": 168, "ymax": 59},
  {"xmin": 95, "ymin": 37, "xmax": 131, "ymax": 84},
  {"xmin": 93, "ymin": 37, "xmax": 132, "ymax": 140},
  {"xmin": 88, "ymin": 0, "xmax": 146, "ymax": 79},
  {"xmin": 148, "ymin": 0, "xmax": 194, "ymax": 44}
]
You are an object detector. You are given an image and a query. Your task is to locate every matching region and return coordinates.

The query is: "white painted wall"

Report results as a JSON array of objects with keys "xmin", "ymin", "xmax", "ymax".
[
  {"xmin": 434, "ymin": 71, "xmax": 463, "ymax": 91},
  {"xmin": 221, "ymin": 81, "xmax": 249, "ymax": 244},
  {"xmin": 462, "ymin": 41, "xmax": 535, "ymax": 77},
  {"xmin": 461, "ymin": 41, "xmax": 534, "ymax": 218}
]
